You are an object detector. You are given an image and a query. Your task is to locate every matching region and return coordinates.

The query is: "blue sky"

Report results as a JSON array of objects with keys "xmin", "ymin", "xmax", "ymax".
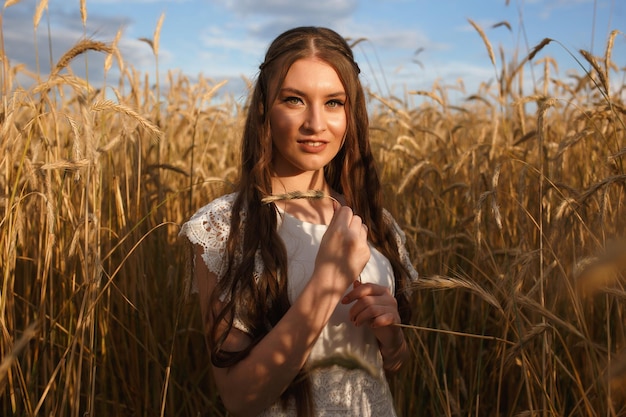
[{"xmin": 2, "ymin": 0, "xmax": 625, "ymax": 102}]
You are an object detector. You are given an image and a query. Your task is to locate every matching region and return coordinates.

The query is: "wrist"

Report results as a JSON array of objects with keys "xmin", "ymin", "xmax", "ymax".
[
  {"xmin": 378, "ymin": 330, "xmax": 408, "ymax": 373},
  {"xmin": 311, "ymin": 263, "xmax": 353, "ymax": 293}
]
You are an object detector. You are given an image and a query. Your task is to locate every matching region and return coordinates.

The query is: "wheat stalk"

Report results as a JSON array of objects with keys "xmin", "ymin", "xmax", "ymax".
[
  {"xmin": 3, "ymin": 0, "xmax": 24, "ymax": 8},
  {"xmin": 580, "ymin": 49, "xmax": 609, "ymax": 95},
  {"xmin": 468, "ymin": 18, "xmax": 495, "ymax": 68},
  {"xmin": 261, "ymin": 190, "xmax": 339, "ymax": 205},
  {"xmin": 395, "ymin": 323, "xmax": 513, "ymax": 345},
  {"xmin": 104, "ymin": 29, "xmax": 123, "ymax": 74},
  {"xmin": 79, "ymin": 0, "xmax": 86, "ymax": 27},
  {"xmin": 409, "ymin": 90, "xmax": 445, "ymax": 107},
  {"xmin": 91, "ymin": 99, "xmax": 163, "ymax": 139},
  {"xmin": 33, "ymin": 0, "xmax": 48, "ymax": 31},
  {"xmin": 153, "ymin": 13, "xmax": 165, "ymax": 57},
  {"xmin": 410, "ymin": 275, "xmax": 503, "ymax": 313},
  {"xmin": 50, "ymin": 39, "xmax": 112, "ymax": 78},
  {"xmin": 604, "ymin": 29, "xmax": 620, "ymax": 89}
]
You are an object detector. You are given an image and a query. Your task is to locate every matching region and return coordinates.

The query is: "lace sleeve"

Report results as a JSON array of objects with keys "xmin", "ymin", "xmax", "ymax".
[
  {"xmin": 383, "ymin": 210, "xmax": 419, "ymax": 293},
  {"xmin": 179, "ymin": 193, "xmax": 237, "ymax": 284},
  {"xmin": 179, "ymin": 193, "xmax": 256, "ymax": 334}
]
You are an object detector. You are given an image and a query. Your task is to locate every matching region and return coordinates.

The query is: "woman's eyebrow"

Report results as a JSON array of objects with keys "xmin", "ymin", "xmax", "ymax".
[{"xmin": 279, "ymin": 87, "xmax": 346, "ymax": 98}]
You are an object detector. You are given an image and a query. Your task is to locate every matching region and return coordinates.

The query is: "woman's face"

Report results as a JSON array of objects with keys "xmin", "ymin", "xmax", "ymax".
[{"xmin": 269, "ymin": 57, "xmax": 347, "ymax": 178}]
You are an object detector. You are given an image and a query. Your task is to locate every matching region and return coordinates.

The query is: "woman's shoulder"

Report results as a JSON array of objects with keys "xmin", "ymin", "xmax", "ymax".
[
  {"xmin": 179, "ymin": 192, "xmax": 239, "ymax": 245},
  {"xmin": 189, "ymin": 192, "xmax": 238, "ymax": 221},
  {"xmin": 179, "ymin": 193, "xmax": 241, "ymax": 287}
]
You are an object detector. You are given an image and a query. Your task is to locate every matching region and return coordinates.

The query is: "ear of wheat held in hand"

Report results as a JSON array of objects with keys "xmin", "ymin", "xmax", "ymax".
[{"xmin": 261, "ymin": 190, "xmax": 339, "ymax": 205}]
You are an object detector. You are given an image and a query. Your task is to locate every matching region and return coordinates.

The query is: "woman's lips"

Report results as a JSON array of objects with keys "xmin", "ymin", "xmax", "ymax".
[{"xmin": 298, "ymin": 140, "xmax": 328, "ymax": 153}]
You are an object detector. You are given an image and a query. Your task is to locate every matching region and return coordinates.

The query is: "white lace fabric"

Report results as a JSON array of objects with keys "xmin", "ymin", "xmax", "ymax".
[
  {"xmin": 179, "ymin": 192, "xmax": 418, "ymax": 416},
  {"xmin": 259, "ymin": 366, "xmax": 397, "ymax": 417},
  {"xmin": 180, "ymin": 193, "xmax": 237, "ymax": 280}
]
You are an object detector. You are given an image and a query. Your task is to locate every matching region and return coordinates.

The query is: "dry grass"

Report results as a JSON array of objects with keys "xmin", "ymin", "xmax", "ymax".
[{"xmin": 1, "ymin": 4, "xmax": 625, "ymax": 417}]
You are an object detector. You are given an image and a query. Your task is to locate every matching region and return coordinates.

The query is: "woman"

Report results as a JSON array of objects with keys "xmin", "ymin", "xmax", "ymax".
[{"xmin": 181, "ymin": 26, "xmax": 418, "ymax": 417}]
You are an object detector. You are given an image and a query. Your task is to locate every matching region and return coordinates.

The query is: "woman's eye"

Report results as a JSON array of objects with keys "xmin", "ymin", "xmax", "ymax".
[
  {"xmin": 327, "ymin": 99, "xmax": 345, "ymax": 108},
  {"xmin": 283, "ymin": 96, "xmax": 303, "ymax": 105}
]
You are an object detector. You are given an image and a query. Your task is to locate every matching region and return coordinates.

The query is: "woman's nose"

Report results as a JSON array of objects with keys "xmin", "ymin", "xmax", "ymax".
[{"xmin": 302, "ymin": 105, "xmax": 327, "ymax": 133}]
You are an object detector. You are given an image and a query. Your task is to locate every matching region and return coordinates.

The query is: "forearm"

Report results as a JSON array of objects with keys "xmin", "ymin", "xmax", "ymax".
[{"xmin": 214, "ymin": 266, "xmax": 348, "ymax": 415}]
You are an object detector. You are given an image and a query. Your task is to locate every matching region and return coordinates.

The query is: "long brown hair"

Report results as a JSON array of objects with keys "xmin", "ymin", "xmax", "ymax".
[{"xmin": 208, "ymin": 26, "xmax": 412, "ymax": 415}]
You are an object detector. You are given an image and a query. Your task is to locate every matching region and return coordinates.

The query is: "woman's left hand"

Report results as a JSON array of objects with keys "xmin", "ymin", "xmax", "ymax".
[
  {"xmin": 341, "ymin": 280, "xmax": 408, "ymax": 372},
  {"xmin": 341, "ymin": 280, "xmax": 399, "ymax": 329}
]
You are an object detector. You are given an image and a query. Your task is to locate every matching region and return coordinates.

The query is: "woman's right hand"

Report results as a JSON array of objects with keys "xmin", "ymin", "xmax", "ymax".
[{"xmin": 315, "ymin": 205, "xmax": 370, "ymax": 290}]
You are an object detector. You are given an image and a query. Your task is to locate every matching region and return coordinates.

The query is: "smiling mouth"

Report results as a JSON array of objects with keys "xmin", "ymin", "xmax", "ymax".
[
  {"xmin": 299, "ymin": 137, "xmax": 330, "ymax": 144},
  {"xmin": 299, "ymin": 141, "xmax": 325, "ymax": 147}
]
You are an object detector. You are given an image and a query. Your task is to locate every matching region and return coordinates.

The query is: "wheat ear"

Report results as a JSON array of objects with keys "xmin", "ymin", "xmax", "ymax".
[{"xmin": 261, "ymin": 190, "xmax": 340, "ymax": 205}]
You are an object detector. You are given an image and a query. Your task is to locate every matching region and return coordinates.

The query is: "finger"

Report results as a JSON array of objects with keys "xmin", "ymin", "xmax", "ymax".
[
  {"xmin": 348, "ymin": 291, "xmax": 381, "ymax": 319},
  {"xmin": 346, "ymin": 294, "xmax": 399, "ymax": 326},
  {"xmin": 348, "ymin": 212, "xmax": 362, "ymax": 230},
  {"xmin": 332, "ymin": 197, "xmax": 341, "ymax": 212},
  {"xmin": 343, "ymin": 282, "xmax": 387, "ymax": 303},
  {"xmin": 330, "ymin": 205, "xmax": 353, "ymax": 228},
  {"xmin": 350, "ymin": 296, "xmax": 400, "ymax": 326},
  {"xmin": 349, "ymin": 300, "xmax": 372, "ymax": 323},
  {"xmin": 351, "ymin": 304, "xmax": 395, "ymax": 327},
  {"xmin": 369, "ymin": 312, "xmax": 398, "ymax": 328},
  {"xmin": 358, "ymin": 221, "xmax": 368, "ymax": 240},
  {"xmin": 341, "ymin": 280, "xmax": 367, "ymax": 304}
]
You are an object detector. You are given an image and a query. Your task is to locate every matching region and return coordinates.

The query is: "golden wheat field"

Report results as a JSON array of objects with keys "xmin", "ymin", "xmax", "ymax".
[{"xmin": 1, "ymin": 1, "xmax": 626, "ymax": 416}]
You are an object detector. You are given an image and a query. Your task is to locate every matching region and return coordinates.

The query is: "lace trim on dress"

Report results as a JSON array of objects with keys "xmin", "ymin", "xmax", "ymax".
[
  {"xmin": 383, "ymin": 209, "xmax": 419, "ymax": 293},
  {"xmin": 180, "ymin": 193, "xmax": 237, "ymax": 280},
  {"xmin": 258, "ymin": 366, "xmax": 397, "ymax": 417}
]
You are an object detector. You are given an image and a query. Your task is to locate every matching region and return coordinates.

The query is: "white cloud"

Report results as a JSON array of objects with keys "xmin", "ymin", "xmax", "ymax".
[
  {"xmin": 199, "ymin": 30, "xmax": 265, "ymax": 56},
  {"xmin": 218, "ymin": 0, "xmax": 357, "ymax": 19},
  {"xmin": 205, "ymin": 0, "xmax": 359, "ymax": 41},
  {"xmin": 358, "ymin": 27, "xmax": 447, "ymax": 52}
]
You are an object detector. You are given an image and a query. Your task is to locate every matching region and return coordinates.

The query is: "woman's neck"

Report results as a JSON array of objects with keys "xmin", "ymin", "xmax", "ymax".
[
  {"xmin": 270, "ymin": 172, "xmax": 340, "ymax": 225},
  {"xmin": 270, "ymin": 170, "xmax": 329, "ymax": 195}
]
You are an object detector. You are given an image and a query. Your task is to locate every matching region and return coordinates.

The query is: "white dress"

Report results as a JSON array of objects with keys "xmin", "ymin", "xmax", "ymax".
[{"xmin": 180, "ymin": 193, "xmax": 418, "ymax": 417}]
